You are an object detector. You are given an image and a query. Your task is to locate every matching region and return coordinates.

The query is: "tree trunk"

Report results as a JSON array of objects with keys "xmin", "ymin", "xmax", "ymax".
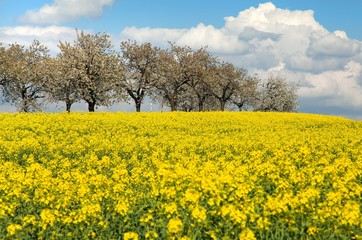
[
  {"xmin": 65, "ymin": 99, "xmax": 72, "ymax": 113},
  {"xmin": 196, "ymin": 94, "xmax": 205, "ymax": 112},
  {"xmin": 198, "ymin": 101, "xmax": 204, "ymax": 112},
  {"xmin": 127, "ymin": 89, "xmax": 144, "ymax": 112},
  {"xmin": 21, "ymin": 88, "xmax": 29, "ymax": 112},
  {"xmin": 22, "ymin": 104, "xmax": 29, "ymax": 113},
  {"xmin": 21, "ymin": 99, "xmax": 29, "ymax": 112},
  {"xmin": 170, "ymin": 103, "xmax": 177, "ymax": 111},
  {"xmin": 169, "ymin": 94, "xmax": 178, "ymax": 111},
  {"xmin": 235, "ymin": 102, "xmax": 243, "ymax": 111},
  {"xmin": 220, "ymin": 101, "xmax": 226, "ymax": 111},
  {"xmin": 170, "ymin": 96, "xmax": 178, "ymax": 111},
  {"xmin": 135, "ymin": 100, "xmax": 141, "ymax": 112},
  {"xmin": 87, "ymin": 101, "xmax": 96, "ymax": 112}
]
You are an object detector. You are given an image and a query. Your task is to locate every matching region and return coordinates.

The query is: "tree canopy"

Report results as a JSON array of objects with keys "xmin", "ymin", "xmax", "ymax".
[{"xmin": 0, "ymin": 32, "xmax": 298, "ymax": 113}]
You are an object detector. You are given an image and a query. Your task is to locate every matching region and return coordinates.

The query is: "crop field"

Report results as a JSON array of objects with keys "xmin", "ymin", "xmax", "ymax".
[{"xmin": 0, "ymin": 112, "xmax": 361, "ymax": 239}]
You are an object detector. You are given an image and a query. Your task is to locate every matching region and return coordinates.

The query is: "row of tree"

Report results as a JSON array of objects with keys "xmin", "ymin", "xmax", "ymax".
[{"xmin": 0, "ymin": 31, "xmax": 298, "ymax": 112}]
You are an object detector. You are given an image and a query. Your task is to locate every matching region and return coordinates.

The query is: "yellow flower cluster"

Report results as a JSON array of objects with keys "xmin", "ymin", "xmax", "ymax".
[{"xmin": 0, "ymin": 112, "xmax": 361, "ymax": 239}]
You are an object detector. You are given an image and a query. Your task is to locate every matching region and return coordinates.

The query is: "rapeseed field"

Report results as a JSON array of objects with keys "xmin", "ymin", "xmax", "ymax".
[{"xmin": 0, "ymin": 112, "xmax": 361, "ymax": 239}]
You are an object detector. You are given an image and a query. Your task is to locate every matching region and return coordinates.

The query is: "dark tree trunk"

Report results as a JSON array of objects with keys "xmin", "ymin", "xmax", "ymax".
[
  {"xmin": 127, "ymin": 89, "xmax": 144, "ymax": 112},
  {"xmin": 168, "ymin": 93, "xmax": 178, "ymax": 111},
  {"xmin": 86, "ymin": 89, "xmax": 97, "ymax": 112},
  {"xmin": 170, "ymin": 103, "xmax": 177, "ymax": 111},
  {"xmin": 198, "ymin": 101, "xmax": 204, "ymax": 112},
  {"xmin": 65, "ymin": 99, "xmax": 72, "ymax": 113},
  {"xmin": 22, "ymin": 104, "xmax": 29, "ymax": 113},
  {"xmin": 220, "ymin": 101, "xmax": 226, "ymax": 111},
  {"xmin": 21, "ymin": 99, "xmax": 29, "ymax": 112},
  {"xmin": 169, "ymin": 97, "xmax": 178, "ymax": 111},
  {"xmin": 234, "ymin": 102, "xmax": 243, "ymax": 111},
  {"xmin": 21, "ymin": 88, "xmax": 29, "ymax": 112},
  {"xmin": 196, "ymin": 94, "xmax": 205, "ymax": 112},
  {"xmin": 135, "ymin": 100, "xmax": 141, "ymax": 112},
  {"xmin": 87, "ymin": 101, "xmax": 96, "ymax": 112}
]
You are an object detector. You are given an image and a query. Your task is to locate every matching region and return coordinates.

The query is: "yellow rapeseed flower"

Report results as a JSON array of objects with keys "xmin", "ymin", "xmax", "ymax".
[
  {"xmin": 6, "ymin": 224, "xmax": 22, "ymax": 235},
  {"xmin": 167, "ymin": 217, "xmax": 183, "ymax": 234},
  {"xmin": 0, "ymin": 112, "xmax": 361, "ymax": 239},
  {"xmin": 239, "ymin": 228, "xmax": 256, "ymax": 240},
  {"xmin": 124, "ymin": 232, "xmax": 139, "ymax": 240},
  {"xmin": 191, "ymin": 206, "xmax": 207, "ymax": 222}
]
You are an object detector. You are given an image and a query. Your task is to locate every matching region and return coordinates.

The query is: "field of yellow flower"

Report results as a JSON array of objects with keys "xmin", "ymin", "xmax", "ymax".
[{"xmin": 0, "ymin": 112, "xmax": 361, "ymax": 239}]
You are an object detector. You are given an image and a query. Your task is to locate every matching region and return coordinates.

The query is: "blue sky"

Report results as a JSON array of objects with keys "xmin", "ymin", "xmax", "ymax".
[
  {"xmin": 1, "ymin": 1, "xmax": 362, "ymax": 40},
  {"xmin": 1, "ymin": 1, "xmax": 362, "ymax": 118}
]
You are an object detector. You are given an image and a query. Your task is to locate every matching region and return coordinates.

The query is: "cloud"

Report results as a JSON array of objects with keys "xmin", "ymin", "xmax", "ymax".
[
  {"xmin": 122, "ymin": 24, "xmax": 252, "ymax": 54},
  {"xmin": 299, "ymin": 61, "xmax": 362, "ymax": 106},
  {"xmin": 19, "ymin": 0, "xmax": 114, "ymax": 25},
  {"xmin": 238, "ymin": 27, "xmax": 280, "ymax": 41},
  {"xmin": 3, "ymin": 1, "xmax": 362, "ymax": 118},
  {"xmin": 119, "ymin": 2, "xmax": 330, "ymax": 66},
  {"xmin": 0, "ymin": 25, "xmax": 77, "ymax": 53},
  {"xmin": 307, "ymin": 32, "xmax": 361, "ymax": 58},
  {"xmin": 121, "ymin": 27, "xmax": 187, "ymax": 49},
  {"xmin": 119, "ymin": 2, "xmax": 362, "ymax": 117}
]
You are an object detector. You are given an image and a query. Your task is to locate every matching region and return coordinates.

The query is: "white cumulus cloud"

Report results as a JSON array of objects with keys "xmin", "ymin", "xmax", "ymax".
[
  {"xmin": 3, "ymin": 1, "xmax": 362, "ymax": 117},
  {"xmin": 0, "ymin": 25, "xmax": 77, "ymax": 53},
  {"xmin": 299, "ymin": 61, "xmax": 362, "ymax": 107},
  {"xmin": 119, "ymin": 2, "xmax": 330, "ymax": 67},
  {"xmin": 119, "ymin": 2, "xmax": 362, "ymax": 116},
  {"xmin": 19, "ymin": 0, "xmax": 114, "ymax": 25},
  {"xmin": 307, "ymin": 32, "xmax": 361, "ymax": 58}
]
